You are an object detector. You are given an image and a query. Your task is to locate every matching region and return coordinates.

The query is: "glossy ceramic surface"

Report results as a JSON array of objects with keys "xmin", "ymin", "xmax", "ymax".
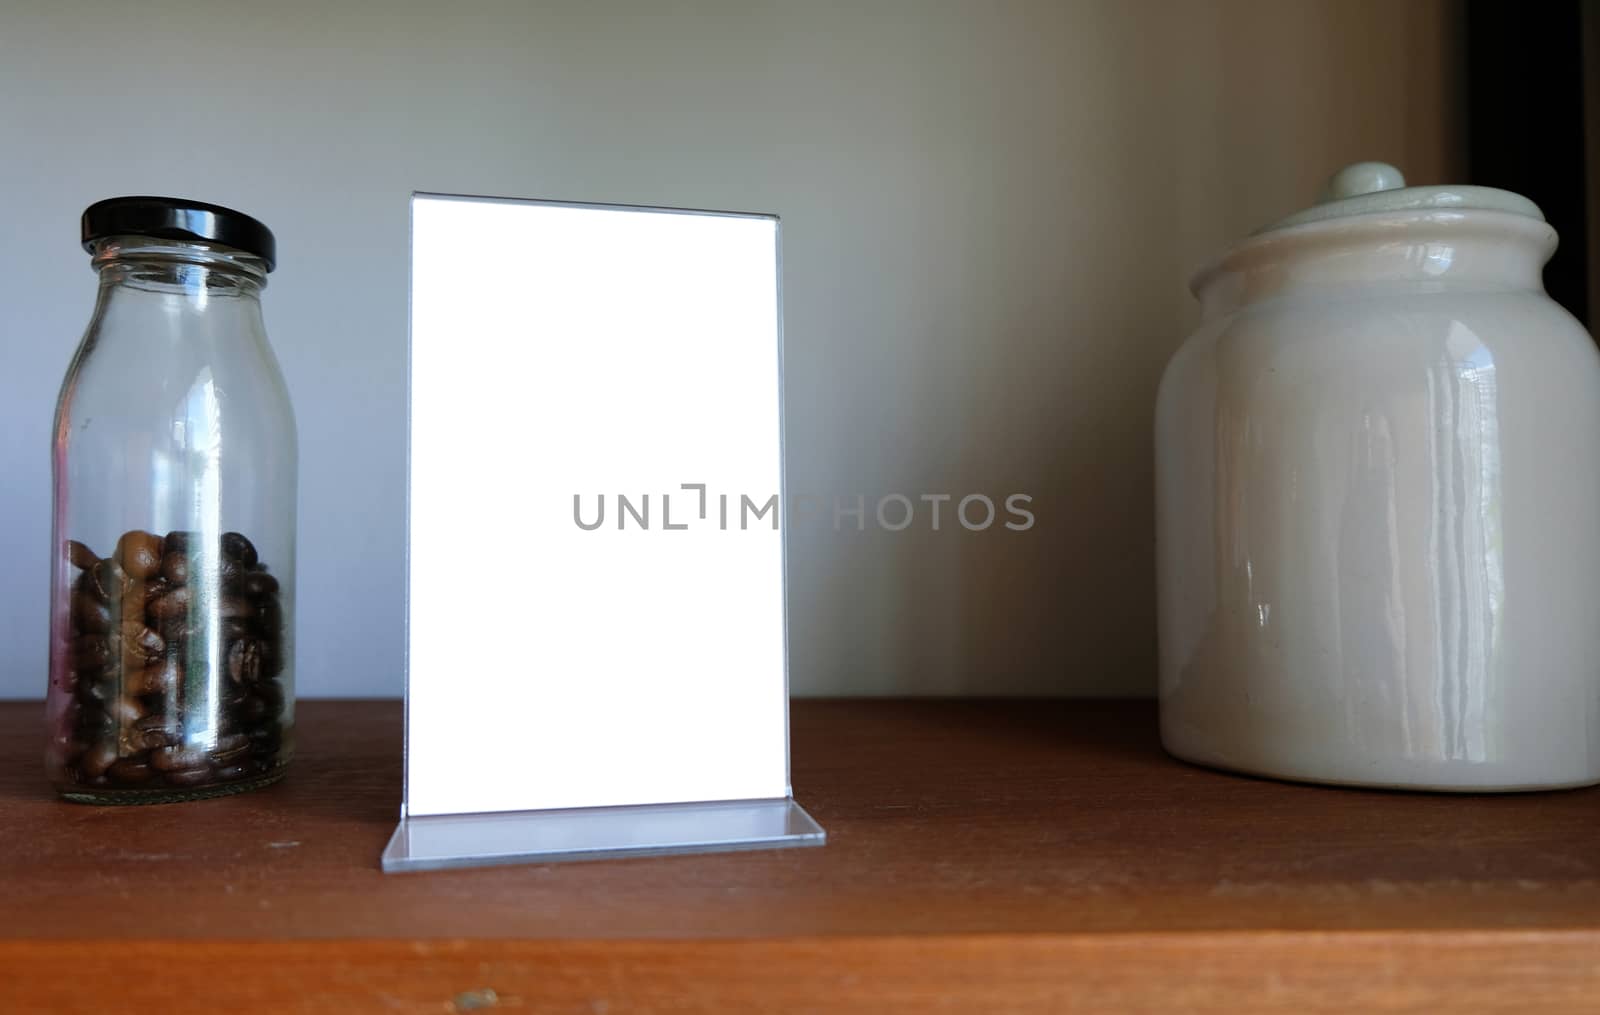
[{"xmin": 1156, "ymin": 171, "xmax": 1600, "ymax": 791}]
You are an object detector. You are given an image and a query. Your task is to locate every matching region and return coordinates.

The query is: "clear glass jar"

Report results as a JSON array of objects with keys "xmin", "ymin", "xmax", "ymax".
[{"xmin": 46, "ymin": 197, "xmax": 296, "ymax": 803}]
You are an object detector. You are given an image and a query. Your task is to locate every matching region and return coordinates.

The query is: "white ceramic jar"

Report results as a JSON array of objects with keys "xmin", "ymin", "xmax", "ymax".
[{"xmin": 1156, "ymin": 162, "xmax": 1600, "ymax": 791}]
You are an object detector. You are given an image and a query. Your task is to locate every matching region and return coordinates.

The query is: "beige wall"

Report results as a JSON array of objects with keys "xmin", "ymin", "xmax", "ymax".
[{"xmin": 0, "ymin": 0, "xmax": 1461, "ymax": 697}]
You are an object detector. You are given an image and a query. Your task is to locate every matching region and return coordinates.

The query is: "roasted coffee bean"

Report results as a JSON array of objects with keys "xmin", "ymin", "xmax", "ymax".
[
  {"xmin": 79, "ymin": 741, "xmax": 117, "ymax": 778},
  {"xmin": 228, "ymin": 638, "xmax": 264, "ymax": 684},
  {"xmin": 107, "ymin": 696, "xmax": 145, "ymax": 725},
  {"xmin": 228, "ymin": 693, "xmax": 269, "ymax": 725},
  {"xmin": 123, "ymin": 667, "xmax": 158, "ymax": 698},
  {"xmin": 107, "ymin": 758, "xmax": 155, "ymax": 784},
  {"xmin": 52, "ymin": 732, "xmax": 87, "ymax": 764},
  {"xmin": 117, "ymin": 581, "xmax": 148, "ymax": 625},
  {"xmin": 212, "ymin": 763, "xmax": 255, "ymax": 783},
  {"xmin": 119, "ymin": 621, "xmax": 165, "ymax": 664},
  {"xmin": 53, "ymin": 702, "xmax": 86, "ymax": 759},
  {"xmin": 115, "ymin": 530, "xmax": 164, "ymax": 580},
  {"xmin": 258, "ymin": 597, "xmax": 283, "ymax": 638},
  {"xmin": 134, "ymin": 712, "xmax": 178, "ymax": 734},
  {"xmin": 161, "ymin": 551, "xmax": 189, "ymax": 586},
  {"xmin": 220, "ymin": 531, "xmax": 258, "ymax": 568},
  {"xmin": 88, "ymin": 557, "xmax": 125, "ymax": 602},
  {"xmin": 154, "ymin": 617, "xmax": 186, "ymax": 645},
  {"xmin": 162, "ymin": 531, "xmax": 195, "ymax": 556},
  {"xmin": 246, "ymin": 726, "xmax": 282, "ymax": 756},
  {"xmin": 126, "ymin": 726, "xmax": 176, "ymax": 751},
  {"xmin": 219, "ymin": 594, "xmax": 254, "ymax": 620},
  {"xmin": 255, "ymin": 679, "xmax": 285, "ymax": 714},
  {"xmin": 147, "ymin": 583, "xmax": 191, "ymax": 623},
  {"xmin": 117, "ymin": 643, "xmax": 148, "ymax": 681},
  {"xmin": 239, "ymin": 570, "xmax": 279, "ymax": 600},
  {"xmin": 75, "ymin": 668, "xmax": 114, "ymax": 700},
  {"xmin": 261, "ymin": 640, "xmax": 284, "ymax": 678},
  {"xmin": 77, "ymin": 701, "xmax": 112, "ymax": 734},
  {"xmin": 213, "ymin": 732, "xmax": 251, "ymax": 754},
  {"xmin": 126, "ymin": 655, "xmax": 180, "ymax": 697},
  {"xmin": 72, "ymin": 569, "xmax": 101, "ymax": 602},
  {"xmin": 208, "ymin": 733, "xmax": 250, "ymax": 765},
  {"xmin": 130, "ymin": 714, "xmax": 181, "ymax": 750},
  {"xmin": 213, "ymin": 556, "xmax": 246, "ymax": 586},
  {"xmin": 150, "ymin": 744, "xmax": 210, "ymax": 772},
  {"xmin": 222, "ymin": 617, "xmax": 254, "ymax": 642},
  {"xmin": 165, "ymin": 766, "xmax": 217, "ymax": 787},
  {"xmin": 66, "ymin": 539, "xmax": 100, "ymax": 571},
  {"xmin": 69, "ymin": 635, "xmax": 111, "ymax": 673},
  {"xmin": 70, "ymin": 588, "xmax": 113, "ymax": 633}
]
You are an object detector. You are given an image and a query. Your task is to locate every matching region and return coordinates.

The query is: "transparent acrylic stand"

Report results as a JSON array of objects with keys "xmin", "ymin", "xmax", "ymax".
[
  {"xmin": 385, "ymin": 193, "xmax": 824, "ymax": 872},
  {"xmin": 383, "ymin": 797, "xmax": 824, "ymax": 873}
]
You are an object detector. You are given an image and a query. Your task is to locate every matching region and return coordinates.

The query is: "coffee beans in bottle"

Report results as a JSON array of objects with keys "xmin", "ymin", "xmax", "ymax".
[{"xmin": 54, "ymin": 530, "xmax": 289, "ymax": 798}]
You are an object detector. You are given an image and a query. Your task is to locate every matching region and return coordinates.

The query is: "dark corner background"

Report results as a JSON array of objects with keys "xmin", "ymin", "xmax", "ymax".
[{"xmin": 1465, "ymin": 0, "xmax": 1595, "ymax": 327}]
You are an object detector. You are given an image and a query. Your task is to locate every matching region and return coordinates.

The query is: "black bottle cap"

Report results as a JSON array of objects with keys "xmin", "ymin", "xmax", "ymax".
[{"xmin": 81, "ymin": 196, "xmax": 277, "ymax": 272}]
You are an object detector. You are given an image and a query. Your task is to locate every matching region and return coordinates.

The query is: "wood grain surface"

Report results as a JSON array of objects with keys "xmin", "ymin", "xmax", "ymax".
[{"xmin": 0, "ymin": 699, "xmax": 1596, "ymax": 1012}]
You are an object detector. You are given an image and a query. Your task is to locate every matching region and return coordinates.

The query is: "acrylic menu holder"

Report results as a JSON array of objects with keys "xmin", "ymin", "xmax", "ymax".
[{"xmin": 381, "ymin": 194, "xmax": 824, "ymax": 872}]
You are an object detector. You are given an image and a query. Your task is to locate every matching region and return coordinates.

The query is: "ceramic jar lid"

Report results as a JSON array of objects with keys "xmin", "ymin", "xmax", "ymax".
[{"xmin": 1257, "ymin": 161, "xmax": 1545, "ymax": 233}]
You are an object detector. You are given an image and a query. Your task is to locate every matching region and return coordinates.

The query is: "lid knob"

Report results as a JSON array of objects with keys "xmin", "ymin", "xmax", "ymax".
[
  {"xmin": 1322, "ymin": 162, "xmax": 1407, "ymax": 202},
  {"xmin": 1256, "ymin": 161, "xmax": 1544, "ymax": 232}
]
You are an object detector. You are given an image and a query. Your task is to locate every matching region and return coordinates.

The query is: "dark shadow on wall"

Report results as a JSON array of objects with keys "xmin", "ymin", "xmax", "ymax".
[{"xmin": 1465, "ymin": 0, "xmax": 1589, "ymax": 326}]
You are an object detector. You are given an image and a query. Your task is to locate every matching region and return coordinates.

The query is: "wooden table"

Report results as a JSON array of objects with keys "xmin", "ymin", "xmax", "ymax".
[{"xmin": 0, "ymin": 699, "xmax": 1596, "ymax": 1013}]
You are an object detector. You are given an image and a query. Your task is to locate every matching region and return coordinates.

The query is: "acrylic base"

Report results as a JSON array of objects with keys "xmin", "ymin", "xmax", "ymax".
[{"xmin": 381, "ymin": 797, "xmax": 825, "ymax": 873}]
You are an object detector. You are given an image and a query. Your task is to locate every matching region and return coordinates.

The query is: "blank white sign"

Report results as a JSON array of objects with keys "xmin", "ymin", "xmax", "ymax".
[{"xmin": 406, "ymin": 195, "xmax": 789, "ymax": 818}]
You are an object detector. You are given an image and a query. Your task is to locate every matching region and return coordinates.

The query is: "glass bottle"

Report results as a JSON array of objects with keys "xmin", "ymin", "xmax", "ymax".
[{"xmin": 46, "ymin": 197, "xmax": 296, "ymax": 803}]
